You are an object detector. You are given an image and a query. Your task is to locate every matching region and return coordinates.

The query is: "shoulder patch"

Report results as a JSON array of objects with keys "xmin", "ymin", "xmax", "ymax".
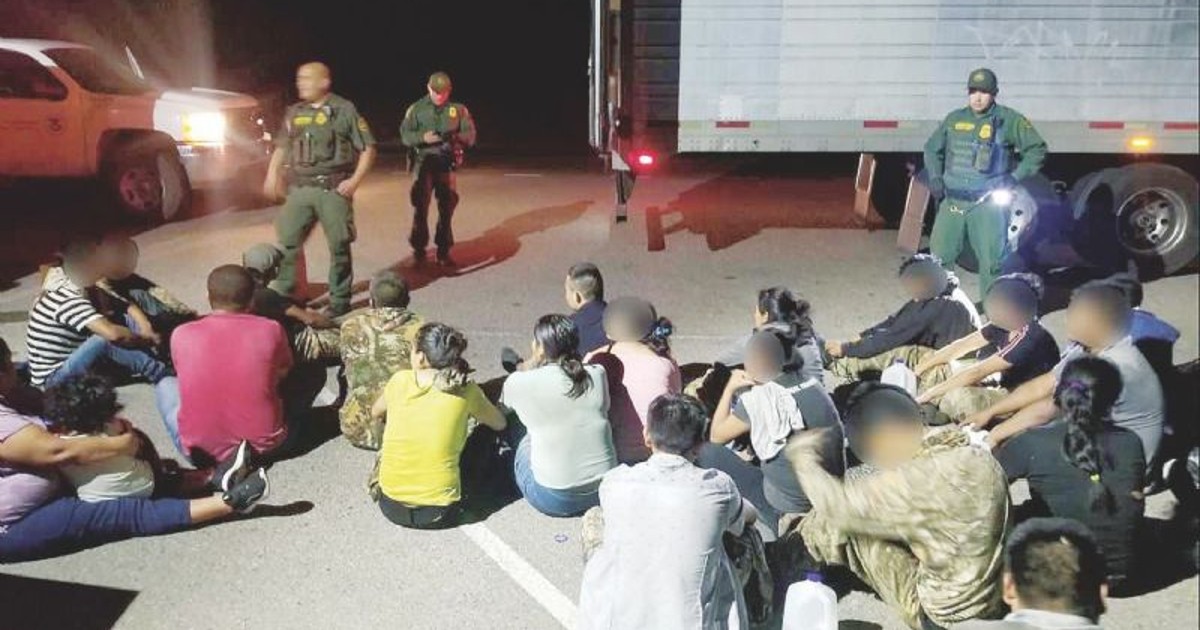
[
  {"xmin": 404, "ymin": 105, "xmax": 415, "ymax": 119},
  {"xmin": 1020, "ymin": 117, "xmax": 1033, "ymax": 129},
  {"xmin": 358, "ymin": 116, "xmax": 370, "ymax": 132}
]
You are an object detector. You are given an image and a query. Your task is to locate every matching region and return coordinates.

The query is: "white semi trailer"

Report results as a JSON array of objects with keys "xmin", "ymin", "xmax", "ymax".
[{"xmin": 589, "ymin": 0, "xmax": 1200, "ymax": 278}]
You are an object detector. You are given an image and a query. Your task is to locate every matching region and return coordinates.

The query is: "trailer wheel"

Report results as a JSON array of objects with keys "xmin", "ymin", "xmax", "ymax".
[{"xmin": 1073, "ymin": 164, "xmax": 1198, "ymax": 279}]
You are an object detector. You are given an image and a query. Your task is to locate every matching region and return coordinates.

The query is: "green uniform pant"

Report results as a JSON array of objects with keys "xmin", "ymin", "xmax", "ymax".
[
  {"xmin": 930, "ymin": 196, "xmax": 1008, "ymax": 299},
  {"xmin": 274, "ymin": 185, "xmax": 356, "ymax": 311},
  {"xmin": 830, "ymin": 346, "xmax": 950, "ymax": 390}
]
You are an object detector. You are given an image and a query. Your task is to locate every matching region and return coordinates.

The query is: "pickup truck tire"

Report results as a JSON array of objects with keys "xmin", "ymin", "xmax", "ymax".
[
  {"xmin": 1072, "ymin": 164, "xmax": 1198, "ymax": 279},
  {"xmin": 104, "ymin": 145, "xmax": 191, "ymax": 224}
]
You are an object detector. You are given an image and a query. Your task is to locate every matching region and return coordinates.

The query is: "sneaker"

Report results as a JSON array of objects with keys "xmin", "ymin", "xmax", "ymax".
[
  {"xmin": 500, "ymin": 347, "xmax": 524, "ymax": 374},
  {"xmin": 211, "ymin": 440, "xmax": 253, "ymax": 493},
  {"xmin": 223, "ymin": 468, "xmax": 270, "ymax": 514}
]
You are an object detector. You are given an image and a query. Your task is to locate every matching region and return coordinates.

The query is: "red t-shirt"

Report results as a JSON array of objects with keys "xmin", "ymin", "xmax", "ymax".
[{"xmin": 172, "ymin": 312, "xmax": 293, "ymax": 462}]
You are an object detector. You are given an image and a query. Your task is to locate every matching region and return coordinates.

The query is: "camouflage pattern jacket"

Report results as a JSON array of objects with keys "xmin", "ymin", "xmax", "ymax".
[{"xmin": 338, "ymin": 307, "xmax": 423, "ymax": 449}]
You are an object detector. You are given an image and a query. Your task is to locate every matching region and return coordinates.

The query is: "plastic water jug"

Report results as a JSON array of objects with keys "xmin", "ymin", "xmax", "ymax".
[
  {"xmin": 882, "ymin": 357, "xmax": 918, "ymax": 396},
  {"xmin": 782, "ymin": 571, "xmax": 837, "ymax": 630}
]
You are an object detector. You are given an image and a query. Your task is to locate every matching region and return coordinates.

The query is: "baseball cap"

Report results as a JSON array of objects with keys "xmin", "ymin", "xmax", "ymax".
[
  {"xmin": 428, "ymin": 72, "xmax": 452, "ymax": 95},
  {"xmin": 968, "ymin": 68, "xmax": 998, "ymax": 94},
  {"xmin": 242, "ymin": 243, "xmax": 283, "ymax": 274}
]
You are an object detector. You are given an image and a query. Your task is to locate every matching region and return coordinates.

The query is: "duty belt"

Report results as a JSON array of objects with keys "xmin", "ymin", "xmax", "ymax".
[
  {"xmin": 290, "ymin": 172, "xmax": 350, "ymax": 191},
  {"xmin": 945, "ymin": 187, "xmax": 988, "ymax": 201}
]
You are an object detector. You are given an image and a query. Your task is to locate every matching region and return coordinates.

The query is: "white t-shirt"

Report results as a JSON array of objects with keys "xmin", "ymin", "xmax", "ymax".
[
  {"xmin": 59, "ymin": 421, "xmax": 155, "ymax": 502},
  {"xmin": 579, "ymin": 453, "xmax": 749, "ymax": 630}
]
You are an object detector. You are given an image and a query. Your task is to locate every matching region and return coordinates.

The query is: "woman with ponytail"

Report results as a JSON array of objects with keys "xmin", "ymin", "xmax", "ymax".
[
  {"xmin": 371, "ymin": 323, "xmax": 508, "ymax": 529},
  {"xmin": 586, "ymin": 297, "xmax": 682, "ymax": 464},
  {"xmin": 714, "ymin": 286, "xmax": 824, "ymax": 382},
  {"xmin": 502, "ymin": 314, "xmax": 617, "ymax": 516},
  {"xmin": 996, "ymin": 356, "xmax": 1146, "ymax": 586}
]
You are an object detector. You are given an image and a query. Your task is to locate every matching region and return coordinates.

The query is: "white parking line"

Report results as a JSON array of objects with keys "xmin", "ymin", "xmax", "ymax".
[{"xmin": 461, "ymin": 523, "xmax": 578, "ymax": 629}]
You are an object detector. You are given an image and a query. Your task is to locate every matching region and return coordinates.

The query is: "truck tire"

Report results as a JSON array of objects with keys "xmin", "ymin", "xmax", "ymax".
[
  {"xmin": 1073, "ymin": 164, "xmax": 1198, "ymax": 279},
  {"xmin": 105, "ymin": 144, "xmax": 191, "ymax": 224}
]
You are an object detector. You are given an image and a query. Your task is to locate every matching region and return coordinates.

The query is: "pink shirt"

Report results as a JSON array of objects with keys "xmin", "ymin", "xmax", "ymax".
[
  {"xmin": 172, "ymin": 312, "xmax": 292, "ymax": 462},
  {"xmin": 588, "ymin": 346, "xmax": 681, "ymax": 464}
]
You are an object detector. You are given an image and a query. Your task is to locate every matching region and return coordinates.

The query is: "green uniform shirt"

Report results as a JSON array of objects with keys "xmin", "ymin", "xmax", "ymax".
[
  {"xmin": 400, "ymin": 95, "xmax": 477, "ymax": 159},
  {"xmin": 924, "ymin": 103, "xmax": 1047, "ymax": 198},
  {"xmin": 276, "ymin": 93, "xmax": 375, "ymax": 178}
]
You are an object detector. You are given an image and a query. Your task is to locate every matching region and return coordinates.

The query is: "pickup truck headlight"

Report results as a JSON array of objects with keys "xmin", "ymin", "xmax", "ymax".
[{"xmin": 181, "ymin": 112, "xmax": 227, "ymax": 144}]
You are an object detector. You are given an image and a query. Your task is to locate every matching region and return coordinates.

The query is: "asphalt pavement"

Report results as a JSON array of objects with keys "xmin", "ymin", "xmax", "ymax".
[{"xmin": 0, "ymin": 157, "xmax": 1196, "ymax": 630}]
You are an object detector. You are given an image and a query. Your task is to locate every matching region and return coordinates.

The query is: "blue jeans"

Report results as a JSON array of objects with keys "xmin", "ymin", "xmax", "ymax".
[
  {"xmin": 513, "ymin": 436, "xmax": 600, "ymax": 517},
  {"xmin": 155, "ymin": 376, "xmax": 185, "ymax": 457},
  {"xmin": 43, "ymin": 335, "xmax": 168, "ymax": 389},
  {"xmin": 0, "ymin": 497, "xmax": 191, "ymax": 563}
]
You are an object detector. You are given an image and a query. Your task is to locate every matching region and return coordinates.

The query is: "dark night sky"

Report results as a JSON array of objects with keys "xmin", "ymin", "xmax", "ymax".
[{"xmin": 1, "ymin": 0, "xmax": 593, "ymax": 154}]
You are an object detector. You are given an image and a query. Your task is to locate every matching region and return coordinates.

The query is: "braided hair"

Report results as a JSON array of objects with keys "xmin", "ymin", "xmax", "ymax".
[{"xmin": 1054, "ymin": 356, "xmax": 1123, "ymax": 513}]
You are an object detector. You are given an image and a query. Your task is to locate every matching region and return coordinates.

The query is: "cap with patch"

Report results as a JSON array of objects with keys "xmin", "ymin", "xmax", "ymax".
[
  {"xmin": 428, "ymin": 72, "xmax": 452, "ymax": 95},
  {"xmin": 242, "ymin": 243, "xmax": 284, "ymax": 274},
  {"xmin": 968, "ymin": 68, "xmax": 998, "ymax": 94}
]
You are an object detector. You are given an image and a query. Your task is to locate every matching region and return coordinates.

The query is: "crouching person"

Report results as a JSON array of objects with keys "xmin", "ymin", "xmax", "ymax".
[
  {"xmin": 579, "ymin": 393, "xmax": 760, "ymax": 630},
  {"xmin": 787, "ymin": 383, "xmax": 1008, "ymax": 629}
]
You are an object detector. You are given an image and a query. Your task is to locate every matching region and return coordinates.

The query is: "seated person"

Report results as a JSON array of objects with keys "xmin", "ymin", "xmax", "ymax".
[
  {"xmin": 371, "ymin": 323, "xmax": 507, "ymax": 530},
  {"xmin": 502, "ymin": 314, "xmax": 616, "ymax": 517},
  {"xmin": 0, "ymin": 338, "xmax": 268, "ymax": 563},
  {"xmin": 915, "ymin": 273, "xmax": 1059, "ymax": 421},
  {"xmin": 339, "ymin": 271, "xmax": 423, "ymax": 450},
  {"xmin": 242, "ymin": 243, "xmax": 341, "ymax": 363},
  {"xmin": 26, "ymin": 236, "xmax": 168, "ymax": 389},
  {"xmin": 97, "ymin": 234, "xmax": 197, "ymax": 325},
  {"xmin": 585, "ymin": 297, "xmax": 681, "ymax": 465},
  {"xmin": 705, "ymin": 330, "xmax": 844, "ymax": 521},
  {"xmin": 788, "ymin": 382, "xmax": 1008, "ymax": 629},
  {"xmin": 714, "ymin": 286, "xmax": 824, "ymax": 383},
  {"xmin": 826, "ymin": 254, "xmax": 980, "ymax": 385},
  {"xmin": 169, "ymin": 266, "xmax": 293, "ymax": 465},
  {"xmin": 578, "ymin": 393, "xmax": 758, "ymax": 630},
  {"xmin": 565, "ymin": 262, "xmax": 610, "ymax": 356},
  {"xmin": 958, "ymin": 518, "xmax": 1109, "ymax": 630},
  {"xmin": 44, "ymin": 375, "xmax": 158, "ymax": 501},
  {"xmin": 966, "ymin": 281, "xmax": 1164, "ymax": 463},
  {"xmin": 996, "ymin": 357, "xmax": 1144, "ymax": 588},
  {"xmin": 1103, "ymin": 272, "xmax": 1179, "ymax": 369}
]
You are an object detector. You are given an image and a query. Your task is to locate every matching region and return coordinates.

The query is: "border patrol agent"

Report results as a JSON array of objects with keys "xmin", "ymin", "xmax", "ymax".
[
  {"xmin": 924, "ymin": 68, "xmax": 1047, "ymax": 299},
  {"xmin": 263, "ymin": 62, "xmax": 376, "ymax": 316},
  {"xmin": 400, "ymin": 71, "xmax": 477, "ymax": 267}
]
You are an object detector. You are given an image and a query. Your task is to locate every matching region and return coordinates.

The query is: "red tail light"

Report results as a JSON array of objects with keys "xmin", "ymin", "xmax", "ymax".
[{"xmin": 635, "ymin": 152, "xmax": 655, "ymax": 167}]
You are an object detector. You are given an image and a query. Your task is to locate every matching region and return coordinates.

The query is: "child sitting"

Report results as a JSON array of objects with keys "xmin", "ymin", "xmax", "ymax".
[{"xmin": 44, "ymin": 374, "xmax": 159, "ymax": 502}]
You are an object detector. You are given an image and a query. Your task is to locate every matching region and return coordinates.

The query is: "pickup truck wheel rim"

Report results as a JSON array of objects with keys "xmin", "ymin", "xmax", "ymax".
[
  {"xmin": 1116, "ymin": 187, "xmax": 1187, "ymax": 257},
  {"xmin": 119, "ymin": 167, "xmax": 163, "ymax": 214}
]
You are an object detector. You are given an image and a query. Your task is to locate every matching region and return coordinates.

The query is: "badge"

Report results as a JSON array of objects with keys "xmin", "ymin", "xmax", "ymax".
[
  {"xmin": 954, "ymin": 121, "xmax": 976, "ymax": 131},
  {"xmin": 357, "ymin": 116, "xmax": 370, "ymax": 132},
  {"xmin": 448, "ymin": 106, "xmax": 458, "ymax": 119},
  {"xmin": 314, "ymin": 111, "xmax": 328, "ymax": 125},
  {"xmin": 973, "ymin": 71, "xmax": 986, "ymax": 82},
  {"xmin": 979, "ymin": 123, "xmax": 993, "ymax": 140}
]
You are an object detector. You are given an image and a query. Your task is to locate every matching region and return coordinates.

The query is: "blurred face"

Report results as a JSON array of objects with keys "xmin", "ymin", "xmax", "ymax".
[
  {"xmin": 1065, "ymin": 299, "xmax": 1109, "ymax": 349},
  {"xmin": 296, "ymin": 65, "xmax": 331, "ymax": 103},
  {"xmin": 429, "ymin": 86, "xmax": 451, "ymax": 106},
  {"xmin": 969, "ymin": 89, "xmax": 995, "ymax": 113},
  {"xmin": 901, "ymin": 275, "xmax": 929, "ymax": 301},
  {"xmin": 743, "ymin": 348, "xmax": 776, "ymax": 384},
  {"xmin": 860, "ymin": 419, "xmax": 924, "ymax": 469},
  {"xmin": 984, "ymin": 294, "xmax": 1024, "ymax": 331}
]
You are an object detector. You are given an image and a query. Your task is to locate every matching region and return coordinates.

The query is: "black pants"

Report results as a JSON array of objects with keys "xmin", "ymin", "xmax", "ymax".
[
  {"xmin": 409, "ymin": 156, "xmax": 459, "ymax": 255},
  {"xmin": 379, "ymin": 494, "xmax": 461, "ymax": 530}
]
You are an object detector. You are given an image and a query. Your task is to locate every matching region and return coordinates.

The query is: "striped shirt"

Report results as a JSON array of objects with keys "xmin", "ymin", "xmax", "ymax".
[{"xmin": 25, "ymin": 276, "xmax": 103, "ymax": 386}]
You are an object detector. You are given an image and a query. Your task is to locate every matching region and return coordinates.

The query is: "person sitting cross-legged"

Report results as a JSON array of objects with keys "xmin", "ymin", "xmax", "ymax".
[
  {"xmin": 165, "ymin": 266, "xmax": 293, "ymax": 466},
  {"xmin": 502, "ymin": 314, "xmax": 616, "ymax": 517},
  {"xmin": 0, "ymin": 338, "xmax": 269, "ymax": 563},
  {"xmin": 338, "ymin": 271, "xmax": 423, "ymax": 450},
  {"xmin": 995, "ymin": 357, "xmax": 1145, "ymax": 589},
  {"xmin": 914, "ymin": 273, "xmax": 1059, "ymax": 422},
  {"xmin": 242, "ymin": 243, "xmax": 342, "ymax": 363},
  {"xmin": 25, "ymin": 236, "xmax": 168, "ymax": 390},
  {"xmin": 957, "ymin": 518, "xmax": 1110, "ymax": 630},
  {"xmin": 788, "ymin": 382, "xmax": 1008, "ymax": 629},
  {"xmin": 371, "ymin": 323, "xmax": 508, "ymax": 530},
  {"xmin": 578, "ymin": 393, "xmax": 759, "ymax": 630},
  {"xmin": 826, "ymin": 254, "xmax": 981, "ymax": 386}
]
